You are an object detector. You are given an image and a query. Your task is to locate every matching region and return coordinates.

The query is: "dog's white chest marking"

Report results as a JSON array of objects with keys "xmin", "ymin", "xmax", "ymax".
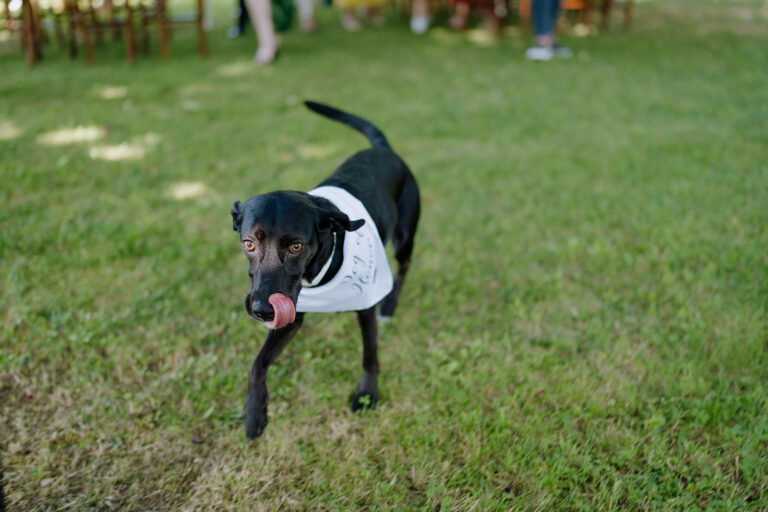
[{"xmin": 296, "ymin": 186, "xmax": 393, "ymax": 313}]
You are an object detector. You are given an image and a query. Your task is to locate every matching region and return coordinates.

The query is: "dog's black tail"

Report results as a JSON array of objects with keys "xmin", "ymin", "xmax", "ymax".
[{"xmin": 304, "ymin": 101, "xmax": 391, "ymax": 149}]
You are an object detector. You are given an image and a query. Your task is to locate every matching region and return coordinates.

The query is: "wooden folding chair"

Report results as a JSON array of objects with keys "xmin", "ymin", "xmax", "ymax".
[
  {"xmin": 64, "ymin": 0, "xmax": 136, "ymax": 64},
  {"xmin": 139, "ymin": 0, "xmax": 206, "ymax": 58},
  {"xmin": 2, "ymin": 0, "xmax": 44, "ymax": 66}
]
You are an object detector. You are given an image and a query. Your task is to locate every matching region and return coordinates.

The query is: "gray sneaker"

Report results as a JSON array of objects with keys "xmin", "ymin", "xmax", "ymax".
[
  {"xmin": 552, "ymin": 43, "xmax": 572, "ymax": 59},
  {"xmin": 525, "ymin": 45, "xmax": 554, "ymax": 61}
]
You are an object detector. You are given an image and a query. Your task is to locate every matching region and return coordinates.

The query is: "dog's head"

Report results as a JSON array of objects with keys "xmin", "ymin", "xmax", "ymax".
[{"xmin": 231, "ymin": 191, "xmax": 364, "ymax": 329}]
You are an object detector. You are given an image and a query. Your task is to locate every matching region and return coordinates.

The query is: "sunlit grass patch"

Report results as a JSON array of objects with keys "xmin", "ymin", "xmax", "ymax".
[
  {"xmin": 297, "ymin": 143, "xmax": 339, "ymax": 160},
  {"xmin": 178, "ymin": 82, "xmax": 217, "ymax": 97},
  {"xmin": 96, "ymin": 85, "xmax": 128, "ymax": 100},
  {"xmin": 37, "ymin": 125, "xmax": 107, "ymax": 146},
  {"xmin": 428, "ymin": 27, "xmax": 463, "ymax": 46},
  {"xmin": 181, "ymin": 100, "xmax": 201, "ymax": 112},
  {"xmin": 0, "ymin": 120, "xmax": 22, "ymax": 140},
  {"xmin": 216, "ymin": 61, "xmax": 257, "ymax": 77},
  {"xmin": 466, "ymin": 28, "xmax": 499, "ymax": 48},
  {"xmin": 88, "ymin": 133, "xmax": 160, "ymax": 161},
  {"xmin": 167, "ymin": 181, "xmax": 210, "ymax": 200}
]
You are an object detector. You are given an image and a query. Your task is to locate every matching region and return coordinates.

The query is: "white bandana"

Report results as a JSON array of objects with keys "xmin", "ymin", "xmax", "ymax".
[{"xmin": 296, "ymin": 186, "xmax": 393, "ymax": 313}]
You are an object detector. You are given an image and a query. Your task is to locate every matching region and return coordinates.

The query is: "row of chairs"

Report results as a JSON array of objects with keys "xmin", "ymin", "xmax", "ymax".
[{"xmin": 1, "ymin": 0, "xmax": 206, "ymax": 66}]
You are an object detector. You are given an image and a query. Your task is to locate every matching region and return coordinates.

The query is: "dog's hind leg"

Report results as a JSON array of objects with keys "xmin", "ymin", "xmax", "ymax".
[
  {"xmin": 244, "ymin": 313, "xmax": 304, "ymax": 439},
  {"xmin": 379, "ymin": 170, "xmax": 420, "ymax": 320},
  {"xmin": 352, "ymin": 306, "xmax": 379, "ymax": 411}
]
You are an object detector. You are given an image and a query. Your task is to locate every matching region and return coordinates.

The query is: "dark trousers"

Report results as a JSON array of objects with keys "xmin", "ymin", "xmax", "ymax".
[
  {"xmin": 532, "ymin": 0, "xmax": 560, "ymax": 36},
  {"xmin": 237, "ymin": 0, "xmax": 250, "ymax": 32}
]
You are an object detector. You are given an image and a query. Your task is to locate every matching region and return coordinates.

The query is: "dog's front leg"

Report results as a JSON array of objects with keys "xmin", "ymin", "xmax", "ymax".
[
  {"xmin": 245, "ymin": 313, "xmax": 304, "ymax": 439},
  {"xmin": 351, "ymin": 306, "xmax": 379, "ymax": 411}
]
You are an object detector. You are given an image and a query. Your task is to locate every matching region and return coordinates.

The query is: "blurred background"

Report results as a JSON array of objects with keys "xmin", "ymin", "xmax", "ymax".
[{"xmin": 1, "ymin": 0, "xmax": 767, "ymax": 510}]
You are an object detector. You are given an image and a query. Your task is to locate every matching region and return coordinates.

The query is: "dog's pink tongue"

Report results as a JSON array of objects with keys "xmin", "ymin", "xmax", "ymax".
[{"xmin": 265, "ymin": 293, "xmax": 296, "ymax": 330}]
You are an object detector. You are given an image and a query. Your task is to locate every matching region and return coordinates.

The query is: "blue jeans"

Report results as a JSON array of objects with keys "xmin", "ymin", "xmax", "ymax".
[{"xmin": 532, "ymin": 0, "xmax": 560, "ymax": 37}]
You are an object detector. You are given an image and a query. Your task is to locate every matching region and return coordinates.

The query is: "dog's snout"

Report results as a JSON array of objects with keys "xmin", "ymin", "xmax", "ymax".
[{"xmin": 249, "ymin": 299, "xmax": 274, "ymax": 322}]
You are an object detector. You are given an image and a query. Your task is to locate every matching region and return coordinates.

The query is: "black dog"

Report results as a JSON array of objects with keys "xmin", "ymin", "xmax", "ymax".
[{"xmin": 231, "ymin": 102, "xmax": 420, "ymax": 439}]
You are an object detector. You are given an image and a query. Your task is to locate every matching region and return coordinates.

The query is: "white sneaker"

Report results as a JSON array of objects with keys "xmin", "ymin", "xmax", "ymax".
[
  {"xmin": 410, "ymin": 15, "xmax": 430, "ymax": 34},
  {"xmin": 525, "ymin": 45, "xmax": 554, "ymax": 61}
]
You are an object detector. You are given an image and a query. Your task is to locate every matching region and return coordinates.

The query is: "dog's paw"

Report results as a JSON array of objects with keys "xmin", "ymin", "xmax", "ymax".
[
  {"xmin": 350, "ymin": 391, "xmax": 378, "ymax": 412},
  {"xmin": 245, "ymin": 413, "xmax": 268, "ymax": 439},
  {"xmin": 244, "ymin": 393, "xmax": 269, "ymax": 440}
]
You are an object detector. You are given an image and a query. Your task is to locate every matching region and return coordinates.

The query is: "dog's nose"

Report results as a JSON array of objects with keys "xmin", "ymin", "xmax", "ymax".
[{"xmin": 250, "ymin": 299, "xmax": 274, "ymax": 322}]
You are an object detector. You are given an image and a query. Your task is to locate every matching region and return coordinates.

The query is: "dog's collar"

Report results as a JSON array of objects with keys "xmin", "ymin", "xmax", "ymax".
[{"xmin": 302, "ymin": 232, "xmax": 336, "ymax": 288}]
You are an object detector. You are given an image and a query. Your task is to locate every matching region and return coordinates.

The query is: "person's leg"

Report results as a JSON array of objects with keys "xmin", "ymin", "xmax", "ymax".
[
  {"xmin": 238, "ymin": 0, "xmax": 250, "ymax": 31},
  {"xmin": 410, "ymin": 0, "xmax": 430, "ymax": 34},
  {"xmin": 365, "ymin": 5, "xmax": 384, "ymax": 26},
  {"xmin": 549, "ymin": 0, "xmax": 561, "ymax": 29},
  {"xmin": 228, "ymin": 0, "xmax": 250, "ymax": 38},
  {"xmin": 244, "ymin": 0, "xmax": 280, "ymax": 64},
  {"xmin": 527, "ymin": 0, "xmax": 570, "ymax": 59},
  {"xmin": 532, "ymin": 0, "xmax": 556, "ymax": 45},
  {"xmin": 449, "ymin": 2, "xmax": 470, "ymax": 30},
  {"xmin": 547, "ymin": 0, "xmax": 572, "ymax": 57},
  {"xmin": 295, "ymin": 0, "xmax": 315, "ymax": 32},
  {"xmin": 341, "ymin": 8, "xmax": 362, "ymax": 30}
]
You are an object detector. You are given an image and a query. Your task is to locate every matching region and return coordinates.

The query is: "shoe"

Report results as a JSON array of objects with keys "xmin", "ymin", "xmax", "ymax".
[
  {"xmin": 525, "ymin": 45, "xmax": 554, "ymax": 61},
  {"xmin": 410, "ymin": 14, "xmax": 430, "ymax": 34},
  {"xmin": 552, "ymin": 43, "xmax": 572, "ymax": 59},
  {"xmin": 341, "ymin": 11, "xmax": 362, "ymax": 31},
  {"xmin": 228, "ymin": 25, "xmax": 244, "ymax": 38}
]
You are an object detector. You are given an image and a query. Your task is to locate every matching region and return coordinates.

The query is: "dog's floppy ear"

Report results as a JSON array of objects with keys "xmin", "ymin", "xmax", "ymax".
[
  {"xmin": 231, "ymin": 200, "xmax": 243, "ymax": 232},
  {"xmin": 318, "ymin": 208, "xmax": 365, "ymax": 232},
  {"xmin": 310, "ymin": 195, "xmax": 365, "ymax": 232}
]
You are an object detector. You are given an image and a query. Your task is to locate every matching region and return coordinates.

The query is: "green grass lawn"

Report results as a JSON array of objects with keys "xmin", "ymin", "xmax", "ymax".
[{"xmin": 2, "ymin": 0, "xmax": 768, "ymax": 509}]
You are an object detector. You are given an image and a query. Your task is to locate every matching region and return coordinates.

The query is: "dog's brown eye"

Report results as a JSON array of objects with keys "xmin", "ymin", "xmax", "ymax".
[
  {"xmin": 243, "ymin": 240, "xmax": 256, "ymax": 252},
  {"xmin": 289, "ymin": 242, "xmax": 303, "ymax": 254}
]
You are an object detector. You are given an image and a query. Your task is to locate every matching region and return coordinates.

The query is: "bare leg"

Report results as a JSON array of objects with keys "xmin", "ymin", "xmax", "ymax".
[
  {"xmin": 351, "ymin": 307, "xmax": 379, "ymax": 411},
  {"xmin": 244, "ymin": 0, "xmax": 279, "ymax": 64},
  {"xmin": 244, "ymin": 313, "xmax": 304, "ymax": 439},
  {"xmin": 411, "ymin": 0, "xmax": 428, "ymax": 18},
  {"xmin": 295, "ymin": 0, "xmax": 315, "ymax": 32},
  {"xmin": 450, "ymin": 2, "xmax": 470, "ymax": 30},
  {"xmin": 410, "ymin": 0, "xmax": 429, "ymax": 33},
  {"xmin": 535, "ymin": 33, "xmax": 554, "ymax": 46},
  {"xmin": 340, "ymin": 8, "xmax": 361, "ymax": 31},
  {"xmin": 365, "ymin": 6, "xmax": 384, "ymax": 26}
]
